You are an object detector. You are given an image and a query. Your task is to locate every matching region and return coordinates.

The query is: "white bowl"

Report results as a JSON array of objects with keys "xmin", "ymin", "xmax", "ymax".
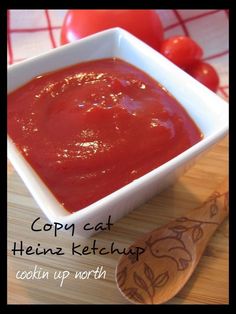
[{"xmin": 7, "ymin": 28, "xmax": 228, "ymax": 237}]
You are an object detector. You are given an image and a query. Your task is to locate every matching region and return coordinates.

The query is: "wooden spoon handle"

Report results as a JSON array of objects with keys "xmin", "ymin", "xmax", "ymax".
[
  {"xmin": 171, "ymin": 177, "xmax": 228, "ymax": 258},
  {"xmin": 116, "ymin": 178, "xmax": 228, "ymax": 304},
  {"xmin": 186, "ymin": 177, "xmax": 228, "ymax": 223}
]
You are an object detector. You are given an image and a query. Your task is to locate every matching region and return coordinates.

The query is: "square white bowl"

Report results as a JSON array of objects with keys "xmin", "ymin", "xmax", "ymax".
[{"xmin": 7, "ymin": 28, "xmax": 228, "ymax": 237}]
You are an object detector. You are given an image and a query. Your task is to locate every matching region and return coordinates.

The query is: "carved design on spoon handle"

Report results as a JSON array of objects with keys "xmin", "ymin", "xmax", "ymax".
[{"xmin": 117, "ymin": 264, "xmax": 169, "ymax": 304}]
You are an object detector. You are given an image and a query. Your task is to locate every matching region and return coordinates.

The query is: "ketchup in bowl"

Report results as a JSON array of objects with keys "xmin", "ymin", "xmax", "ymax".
[{"xmin": 8, "ymin": 58, "xmax": 203, "ymax": 213}]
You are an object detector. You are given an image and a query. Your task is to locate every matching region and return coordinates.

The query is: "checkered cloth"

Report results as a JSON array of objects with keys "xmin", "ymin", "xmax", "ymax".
[{"xmin": 7, "ymin": 10, "xmax": 229, "ymax": 100}]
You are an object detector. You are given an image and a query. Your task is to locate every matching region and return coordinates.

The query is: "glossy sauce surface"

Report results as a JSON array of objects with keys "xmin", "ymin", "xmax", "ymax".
[{"xmin": 8, "ymin": 58, "xmax": 202, "ymax": 212}]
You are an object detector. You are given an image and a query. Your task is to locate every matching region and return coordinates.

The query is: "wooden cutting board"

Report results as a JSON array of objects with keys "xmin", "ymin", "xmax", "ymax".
[{"xmin": 7, "ymin": 136, "xmax": 228, "ymax": 304}]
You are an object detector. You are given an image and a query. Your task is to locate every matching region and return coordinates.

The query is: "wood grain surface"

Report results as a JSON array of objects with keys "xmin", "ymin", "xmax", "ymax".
[{"xmin": 7, "ymin": 136, "xmax": 229, "ymax": 304}]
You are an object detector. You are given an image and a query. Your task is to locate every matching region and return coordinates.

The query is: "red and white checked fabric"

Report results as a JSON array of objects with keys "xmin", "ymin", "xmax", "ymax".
[{"xmin": 7, "ymin": 9, "xmax": 229, "ymax": 100}]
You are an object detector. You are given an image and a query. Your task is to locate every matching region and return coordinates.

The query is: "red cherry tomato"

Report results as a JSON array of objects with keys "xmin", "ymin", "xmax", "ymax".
[
  {"xmin": 187, "ymin": 61, "xmax": 219, "ymax": 92},
  {"xmin": 159, "ymin": 36, "xmax": 203, "ymax": 69},
  {"xmin": 61, "ymin": 10, "xmax": 164, "ymax": 51}
]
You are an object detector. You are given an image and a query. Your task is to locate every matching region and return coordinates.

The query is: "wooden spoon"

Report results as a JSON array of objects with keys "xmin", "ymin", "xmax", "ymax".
[{"xmin": 116, "ymin": 178, "xmax": 228, "ymax": 304}]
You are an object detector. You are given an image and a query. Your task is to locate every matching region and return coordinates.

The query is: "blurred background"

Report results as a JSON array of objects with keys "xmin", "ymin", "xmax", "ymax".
[{"xmin": 7, "ymin": 10, "xmax": 228, "ymax": 100}]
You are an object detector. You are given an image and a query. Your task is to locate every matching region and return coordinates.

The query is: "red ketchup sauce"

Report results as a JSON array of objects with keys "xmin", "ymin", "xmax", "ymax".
[{"xmin": 8, "ymin": 58, "xmax": 203, "ymax": 213}]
